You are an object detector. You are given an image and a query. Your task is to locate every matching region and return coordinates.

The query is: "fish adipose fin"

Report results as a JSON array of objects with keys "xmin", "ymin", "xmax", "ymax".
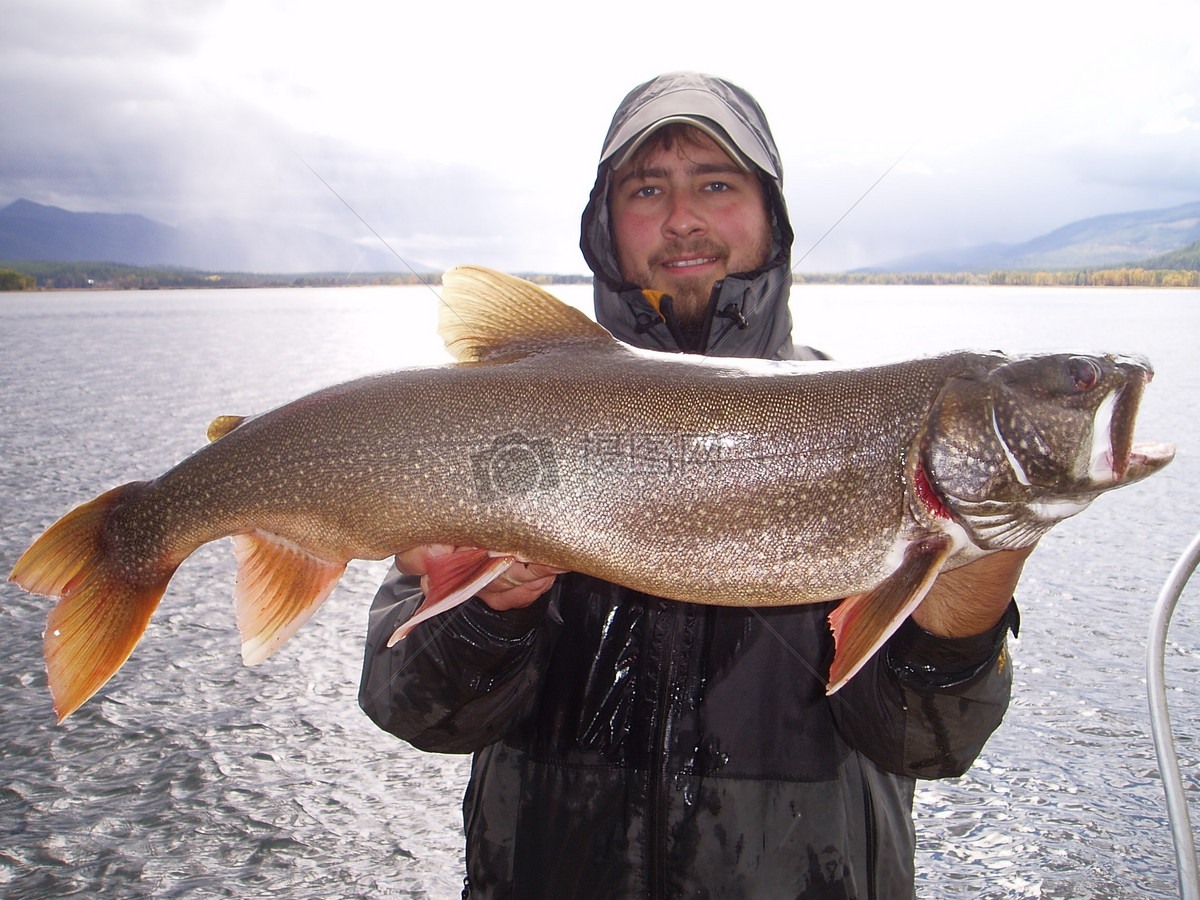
[
  {"xmin": 387, "ymin": 548, "xmax": 515, "ymax": 645},
  {"xmin": 206, "ymin": 415, "xmax": 246, "ymax": 442},
  {"xmin": 439, "ymin": 266, "xmax": 616, "ymax": 363},
  {"xmin": 825, "ymin": 534, "xmax": 954, "ymax": 694},
  {"xmin": 231, "ymin": 531, "xmax": 347, "ymax": 665},
  {"xmin": 9, "ymin": 482, "xmax": 175, "ymax": 723}
]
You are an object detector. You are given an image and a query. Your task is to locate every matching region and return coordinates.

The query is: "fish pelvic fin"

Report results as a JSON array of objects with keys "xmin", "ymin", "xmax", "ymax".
[
  {"xmin": 9, "ymin": 483, "xmax": 173, "ymax": 723},
  {"xmin": 206, "ymin": 415, "xmax": 246, "ymax": 442},
  {"xmin": 387, "ymin": 548, "xmax": 515, "ymax": 645},
  {"xmin": 439, "ymin": 266, "xmax": 615, "ymax": 364},
  {"xmin": 825, "ymin": 534, "xmax": 954, "ymax": 695},
  {"xmin": 231, "ymin": 531, "xmax": 347, "ymax": 665}
]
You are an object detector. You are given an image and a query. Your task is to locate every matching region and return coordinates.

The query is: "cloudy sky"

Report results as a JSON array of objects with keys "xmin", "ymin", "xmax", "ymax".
[{"xmin": 4, "ymin": 0, "xmax": 1198, "ymax": 273}]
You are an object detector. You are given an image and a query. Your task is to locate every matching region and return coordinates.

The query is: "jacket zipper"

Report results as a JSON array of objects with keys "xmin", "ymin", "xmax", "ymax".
[
  {"xmin": 650, "ymin": 605, "xmax": 684, "ymax": 899},
  {"xmin": 862, "ymin": 769, "xmax": 878, "ymax": 900}
]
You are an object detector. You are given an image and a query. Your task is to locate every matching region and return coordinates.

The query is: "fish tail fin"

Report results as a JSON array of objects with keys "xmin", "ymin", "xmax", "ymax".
[
  {"xmin": 9, "ymin": 483, "xmax": 173, "ymax": 723},
  {"xmin": 232, "ymin": 531, "xmax": 347, "ymax": 665},
  {"xmin": 826, "ymin": 534, "xmax": 954, "ymax": 695},
  {"xmin": 387, "ymin": 548, "xmax": 515, "ymax": 645}
]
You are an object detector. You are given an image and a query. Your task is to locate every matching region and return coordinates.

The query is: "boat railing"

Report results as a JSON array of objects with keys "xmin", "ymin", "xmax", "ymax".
[{"xmin": 1148, "ymin": 529, "xmax": 1200, "ymax": 899}]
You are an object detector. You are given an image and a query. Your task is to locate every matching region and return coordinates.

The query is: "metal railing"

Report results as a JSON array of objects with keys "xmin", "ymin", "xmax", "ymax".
[{"xmin": 1148, "ymin": 529, "xmax": 1200, "ymax": 899}]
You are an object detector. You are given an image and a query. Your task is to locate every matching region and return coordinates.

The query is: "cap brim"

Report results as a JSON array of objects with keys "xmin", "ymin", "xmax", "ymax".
[
  {"xmin": 600, "ymin": 86, "xmax": 778, "ymax": 177},
  {"xmin": 608, "ymin": 115, "xmax": 753, "ymax": 173}
]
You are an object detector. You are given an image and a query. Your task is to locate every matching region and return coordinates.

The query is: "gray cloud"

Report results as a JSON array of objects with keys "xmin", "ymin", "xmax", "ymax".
[
  {"xmin": 6, "ymin": 0, "xmax": 215, "ymax": 58},
  {"xmin": 3, "ymin": 0, "xmax": 1198, "ymax": 275}
]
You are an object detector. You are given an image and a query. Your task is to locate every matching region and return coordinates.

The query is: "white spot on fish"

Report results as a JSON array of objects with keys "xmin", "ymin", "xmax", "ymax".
[
  {"xmin": 1088, "ymin": 390, "xmax": 1118, "ymax": 482},
  {"xmin": 1030, "ymin": 498, "xmax": 1094, "ymax": 522},
  {"xmin": 991, "ymin": 401, "xmax": 1032, "ymax": 487}
]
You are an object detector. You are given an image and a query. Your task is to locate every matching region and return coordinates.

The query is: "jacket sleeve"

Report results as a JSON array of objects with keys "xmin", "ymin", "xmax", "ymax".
[
  {"xmin": 831, "ymin": 600, "xmax": 1020, "ymax": 779},
  {"xmin": 358, "ymin": 565, "xmax": 562, "ymax": 754}
]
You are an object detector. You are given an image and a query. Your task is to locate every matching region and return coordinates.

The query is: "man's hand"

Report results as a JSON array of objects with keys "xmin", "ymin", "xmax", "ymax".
[
  {"xmin": 395, "ymin": 544, "xmax": 564, "ymax": 612},
  {"xmin": 912, "ymin": 547, "xmax": 1033, "ymax": 638}
]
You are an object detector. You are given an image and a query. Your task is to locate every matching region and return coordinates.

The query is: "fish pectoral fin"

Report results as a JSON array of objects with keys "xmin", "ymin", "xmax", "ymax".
[
  {"xmin": 825, "ymin": 534, "xmax": 954, "ymax": 695},
  {"xmin": 231, "ymin": 531, "xmax": 347, "ymax": 665},
  {"xmin": 386, "ymin": 548, "xmax": 515, "ymax": 646},
  {"xmin": 10, "ymin": 481, "xmax": 171, "ymax": 723}
]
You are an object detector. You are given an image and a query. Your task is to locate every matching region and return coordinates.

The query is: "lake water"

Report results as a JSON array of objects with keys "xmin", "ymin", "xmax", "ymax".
[{"xmin": 0, "ymin": 283, "xmax": 1197, "ymax": 898}]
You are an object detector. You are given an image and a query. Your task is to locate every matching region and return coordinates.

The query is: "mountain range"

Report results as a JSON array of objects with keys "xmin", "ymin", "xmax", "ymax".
[
  {"xmin": 2, "ymin": 197, "xmax": 1199, "ymax": 275},
  {"xmin": 0, "ymin": 199, "xmax": 415, "ymax": 274},
  {"xmin": 859, "ymin": 201, "xmax": 1200, "ymax": 273}
]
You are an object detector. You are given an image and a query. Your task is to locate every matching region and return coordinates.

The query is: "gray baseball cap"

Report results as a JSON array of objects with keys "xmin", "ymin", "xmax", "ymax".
[{"xmin": 598, "ymin": 72, "xmax": 782, "ymax": 180}]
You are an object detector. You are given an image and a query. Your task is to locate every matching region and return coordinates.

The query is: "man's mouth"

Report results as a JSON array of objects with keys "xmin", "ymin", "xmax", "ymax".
[{"xmin": 663, "ymin": 257, "xmax": 719, "ymax": 269}]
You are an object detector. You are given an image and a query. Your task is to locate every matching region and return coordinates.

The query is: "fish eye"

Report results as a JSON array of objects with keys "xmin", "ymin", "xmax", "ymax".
[{"xmin": 1067, "ymin": 356, "xmax": 1101, "ymax": 391}]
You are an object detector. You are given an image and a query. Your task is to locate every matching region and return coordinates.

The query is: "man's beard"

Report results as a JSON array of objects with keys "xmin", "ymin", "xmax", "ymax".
[
  {"xmin": 660, "ymin": 275, "xmax": 714, "ymax": 337},
  {"xmin": 618, "ymin": 229, "xmax": 774, "ymax": 349},
  {"xmin": 646, "ymin": 240, "xmax": 728, "ymax": 331}
]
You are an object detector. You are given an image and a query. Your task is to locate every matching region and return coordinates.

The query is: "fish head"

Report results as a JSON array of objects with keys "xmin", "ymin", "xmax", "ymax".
[{"xmin": 920, "ymin": 352, "xmax": 1175, "ymax": 549}]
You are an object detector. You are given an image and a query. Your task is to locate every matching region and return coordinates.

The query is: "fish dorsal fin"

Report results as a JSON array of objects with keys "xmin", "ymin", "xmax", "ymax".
[
  {"xmin": 207, "ymin": 415, "xmax": 246, "ymax": 443},
  {"xmin": 439, "ymin": 266, "xmax": 615, "ymax": 363}
]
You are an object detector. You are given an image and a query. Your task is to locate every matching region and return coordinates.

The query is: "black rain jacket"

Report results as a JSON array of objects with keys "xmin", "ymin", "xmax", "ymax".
[{"xmin": 360, "ymin": 72, "xmax": 1017, "ymax": 899}]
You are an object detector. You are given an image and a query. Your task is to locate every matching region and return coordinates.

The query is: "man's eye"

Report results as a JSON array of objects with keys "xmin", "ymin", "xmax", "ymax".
[
  {"xmin": 635, "ymin": 185, "xmax": 660, "ymax": 199},
  {"xmin": 706, "ymin": 181, "xmax": 730, "ymax": 193}
]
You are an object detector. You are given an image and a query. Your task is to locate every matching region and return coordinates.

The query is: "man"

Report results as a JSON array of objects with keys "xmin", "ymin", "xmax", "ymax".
[{"xmin": 360, "ymin": 72, "xmax": 1026, "ymax": 898}]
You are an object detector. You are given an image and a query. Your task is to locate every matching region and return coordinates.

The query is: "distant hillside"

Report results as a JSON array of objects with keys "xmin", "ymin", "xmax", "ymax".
[
  {"xmin": 1133, "ymin": 238, "xmax": 1200, "ymax": 270},
  {"xmin": 0, "ymin": 199, "xmax": 421, "ymax": 273},
  {"xmin": 860, "ymin": 201, "xmax": 1200, "ymax": 273},
  {"xmin": 0, "ymin": 199, "xmax": 178, "ymax": 265}
]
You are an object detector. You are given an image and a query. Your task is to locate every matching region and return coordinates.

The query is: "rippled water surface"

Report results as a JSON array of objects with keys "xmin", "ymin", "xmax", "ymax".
[{"xmin": 1, "ymin": 284, "xmax": 1197, "ymax": 898}]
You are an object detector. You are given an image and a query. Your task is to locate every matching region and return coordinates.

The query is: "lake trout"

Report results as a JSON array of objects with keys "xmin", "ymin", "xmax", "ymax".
[{"xmin": 10, "ymin": 266, "xmax": 1175, "ymax": 721}]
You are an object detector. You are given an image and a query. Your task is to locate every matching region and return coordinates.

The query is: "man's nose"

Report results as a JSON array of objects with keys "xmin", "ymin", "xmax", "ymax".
[{"xmin": 662, "ymin": 194, "xmax": 705, "ymax": 238}]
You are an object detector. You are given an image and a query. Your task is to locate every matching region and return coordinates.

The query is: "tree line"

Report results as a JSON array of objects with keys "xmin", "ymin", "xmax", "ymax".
[
  {"xmin": 795, "ymin": 268, "xmax": 1200, "ymax": 288},
  {"xmin": 0, "ymin": 262, "xmax": 438, "ymax": 290},
  {"xmin": 0, "ymin": 268, "xmax": 36, "ymax": 290},
  {"xmin": 3, "ymin": 263, "xmax": 1199, "ymax": 292},
  {"xmin": 987, "ymin": 268, "xmax": 1200, "ymax": 287}
]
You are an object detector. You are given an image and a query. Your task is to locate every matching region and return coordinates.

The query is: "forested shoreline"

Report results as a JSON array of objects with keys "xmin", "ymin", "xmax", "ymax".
[{"xmin": 0, "ymin": 261, "xmax": 1196, "ymax": 291}]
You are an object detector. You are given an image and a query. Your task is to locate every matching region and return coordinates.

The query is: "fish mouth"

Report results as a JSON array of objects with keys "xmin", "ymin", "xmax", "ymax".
[
  {"xmin": 1122, "ymin": 441, "xmax": 1177, "ymax": 481},
  {"xmin": 1092, "ymin": 365, "xmax": 1174, "ymax": 484}
]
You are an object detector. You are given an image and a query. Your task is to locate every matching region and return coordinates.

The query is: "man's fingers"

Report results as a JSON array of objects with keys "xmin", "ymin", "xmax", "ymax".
[
  {"xmin": 395, "ymin": 546, "xmax": 566, "ymax": 610},
  {"xmin": 394, "ymin": 543, "xmax": 460, "ymax": 576}
]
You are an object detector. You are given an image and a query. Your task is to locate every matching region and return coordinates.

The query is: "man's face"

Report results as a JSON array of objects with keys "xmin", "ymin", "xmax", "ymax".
[{"xmin": 609, "ymin": 130, "xmax": 773, "ymax": 326}]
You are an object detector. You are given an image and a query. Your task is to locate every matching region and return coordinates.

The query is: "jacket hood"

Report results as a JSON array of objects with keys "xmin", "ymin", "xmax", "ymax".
[{"xmin": 580, "ymin": 72, "xmax": 797, "ymax": 359}]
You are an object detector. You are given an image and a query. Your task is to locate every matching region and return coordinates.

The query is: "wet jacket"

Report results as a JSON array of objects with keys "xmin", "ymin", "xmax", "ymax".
[{"xmin": 360, "ymin": 73, "xmax": 1017, "ymax": 899}]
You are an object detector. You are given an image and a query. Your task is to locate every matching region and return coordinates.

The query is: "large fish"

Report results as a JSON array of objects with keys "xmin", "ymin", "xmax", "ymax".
[{"xmin": 10, "ymin": 267, "xmax": 1174, "ymax": 721}]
